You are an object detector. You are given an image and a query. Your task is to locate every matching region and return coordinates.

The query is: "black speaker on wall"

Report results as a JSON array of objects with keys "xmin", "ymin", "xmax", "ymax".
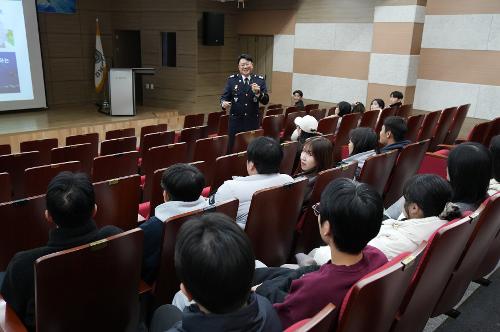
[{"xmin": 203, "ymin": 12, "xmax": 224, "ymax": 46}]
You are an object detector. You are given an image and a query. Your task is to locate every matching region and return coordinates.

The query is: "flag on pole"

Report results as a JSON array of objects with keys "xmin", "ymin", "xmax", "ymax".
[{"xmin": 95, "ymin": 18, "xmax": 107, "ymax": 93}]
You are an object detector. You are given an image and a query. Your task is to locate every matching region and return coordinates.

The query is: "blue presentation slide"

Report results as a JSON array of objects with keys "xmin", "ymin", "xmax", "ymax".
[{"xmin": 0, "ymin": 52, "xmax": 20, "ymax": 93}]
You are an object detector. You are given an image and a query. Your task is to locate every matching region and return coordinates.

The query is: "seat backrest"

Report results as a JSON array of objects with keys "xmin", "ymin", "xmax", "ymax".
[
  {"xmin": 337, "ymin": 244, "xmax": 426, "ymax": 332},
  {"xmin": 233, "ymin": 129, "xmax": 264, "ymax": 153},
  {"xmin": 0, "ymin": 172, "xmax": 11, "ymax": 203},
  {"xmin": 217, "ymin": 114, "xmax": 229, "ymax": 135},
  {"xmin": 475, "ymin": 195, "xmax": 500, "ymax": 279},
  {"xmin": 394, "ymin": 104, "xmax": 412, "ymax": 119},
  {"xmin": 0, "ymin": 144, "xmax": 11, "ymax": 156},
  {"xmin": 295, "ymin": 162, "xmax": 358, "ymax": 254},
  {"xmin": 100, "ymin": 136, "xmax": 137, "ymax": 156},
  {"xmin": 35, "ymin": 229, "xmax": 143, "ymax": 332},
  {"xmin": 317, "ymin": 116, "xmax": 339, "ymax": 136},
  {"xmin": 105, "ymin": 127, "xmax": 135, "ymax": 140},
  {"xmin": 24, "ymin": 161, "xmax": 81, "ymax": 197},
  {"xmin": 193, "ymin": 135, "xmax": 229, "ymax": 184},
  {"xmin": 443, "ymin": 104, "xmax": 470, "ymax": 145},
  {"xmin": 93, "ymin": 175, "xmax": 141, "ymax": 230},
  {"xmin": 375, "ymin": 108, "xmax": 397, "ymax": 134},
  {"xmin": 304, "ymin": 104, "xmax": 320, "ymax": 113},
  {"xmin": 416, "ymin": 110, "xmax": 441, "ymax": 141},
  {"xmin": 0, "ymin": 151, "xmax": 42, "ymax": 200},
  {"xmin": 432, "ymin": 196, "xmax": 500, "ymax": 316},
  {"xmin": 245, "ymin": 179, "xmax": 308, "ymax": 266},
  {"xmin": 0, "ymin": 195, "xmax": 51, "ymax": 270},
  {"xmin": 283, "ymin": 111, "xmax": 307, "ymax": 140},
  {"xmin": 189, "ymin": 161, "xmax": 209, "ymax": 185},
  {"xmin": 417, "ymin": 152, "xmax": 448, "ymax": 179},
  {"xmin": 180, "ymin": 125, "xmax": 208, "ymax": 161},
  {"xmin": 206, "ymin": 110, "xmax": 225, "ymax": 135},
  {"xmin": 20, "ymin": 138, "xmax": 58, "ymax": 165},
  {"xmin": 142, "ymin": 143, "xmax": 188, "ymax": 202},
  {"xmin": 149, "ymin": 167, "xmax": 168, "ymax": 217},
  {"xmin": 358, "ymin": 150, "xmax": 398, "ymax": 195},
  {"xmin": 405, "ymin": 114, "xmax": 424, "ymax": 142},
  {"xmin": 285, "ymin": 106, "xmax": 298, "ymax": 117},
  {"xmin": 268, "ymin": 103, "xmax": 283, "ymax": 110},
  {"xmin": 266, "ymin": 108, "xmax": 283, "ymax": 117},
  {"xmin": 92, "ymin": 151, "xmax": 139, "ymax": 182},
  {"xmin": 140, "ymin": 130, "xmax": 174, "ymax": 157},
  {"xmin": 392, "ymin": 217, "xmax": 475, "ymax": 332},
  {"xmin": 358, "ymin": 110, "xmax": 379, "ymax": 129},
  {"xmin": 51, "ymin": 143, "xmax": 93, "ymax": 175},
  {"xmin": 280, "ymin": 141, "xmax": 299, "ymax": 175},
  {"xmin": 66, "ymin": 133, "xmax": 99, "ymax": 158},
  {"xmin": 263, "ymin": 114, "xmax": 284, "ymax": 141},
  {"xmin": 211, "ymin": 151, "xmax": 248, "ymax": 194},
  {"xmin": 333, "ymin": 113, "xmax": 362, "ymax": 162},
  {"xmin": 466, "ymin": 121, "xmax": 491, "ymax": 145},
  {"xmin": 184, "ymin": 113, "xmax": 205, "ymax": 128},
  {"xmin": 484, "ymin": 117, "xmax": 500, "ymax": 147},
  {"xmin": 139, "ymin": 124, "xmax": 168, "ymax": 146},
  {"xmin": 284, "ymin": 303, "xmax": 336, "ymax": 332},
  {"xmin": 309, "ymin": 108, "xmax": 326, "ymax": 122},
  {"xmin": 383, "ymin": 140, "xmax": 430, "ymax": 208},
  {"xmin": 153, "ymin": 199, "xmax": 239, "ymax": 305},
  {"xmin": 429, "ymin": 107, "xmax": 457, "ymax": 151}
]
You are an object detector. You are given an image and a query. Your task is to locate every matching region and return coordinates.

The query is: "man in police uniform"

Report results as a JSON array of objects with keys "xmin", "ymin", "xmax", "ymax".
[{"xmin": 221, "ymin": 54, "xmax": 269, "ymax": 151}]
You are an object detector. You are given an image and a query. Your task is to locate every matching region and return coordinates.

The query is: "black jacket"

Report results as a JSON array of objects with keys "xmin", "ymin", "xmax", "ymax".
[{"xmin": 380, "ymin": 140, "xmax": 411, "ymax": 153}]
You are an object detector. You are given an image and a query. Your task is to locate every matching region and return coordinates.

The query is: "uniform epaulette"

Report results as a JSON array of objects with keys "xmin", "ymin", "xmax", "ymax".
[
  {"xmin": 258, "ymin": 75, "xmax": 264, "ymax": 79},
  {"xmin": 228, "ymin": 74, "xmax": 236, "ymax": 78}
]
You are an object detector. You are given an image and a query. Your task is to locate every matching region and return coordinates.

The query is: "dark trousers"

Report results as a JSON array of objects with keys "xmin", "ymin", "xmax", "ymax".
[
  {"xmin": 228, "ymin": 114, "xmax": 259, "ymax": 153},
  {"xmin": 150, "ymin": 304, "xmax": 183, "ymax": 332}
]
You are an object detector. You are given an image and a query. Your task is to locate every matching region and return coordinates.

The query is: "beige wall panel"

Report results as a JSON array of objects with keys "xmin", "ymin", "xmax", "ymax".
[
  {"xmin": 296, "ymin": 0, "xmax": 375, "ymax": 23},
  {"xmin": 141, "ymin": 0, "xmax": 196, "ymax": 11},
  {"xmin": 141, "ymin": 31, "xmax": 161, "ymax": 53},
  {"xmin": 418, "ymin": 49, "xmax": 500, "ymax": 86},
  {"xmin": 110, "ymin": 12, "xmax": 142, "ymax": 30},
  {"xmin": 177, "ymin": 55, "xmax": 197, "ymax": 68},
  {"xmin": 244, "ymin": 0, "xmax": 298, "ymax": 10},
  {"xmin": 237, "ymin": 10, "xmax": 295, "ymax": 35},
  {"xmin": 294, "ymin": 49, "xmax": 370, "ymax": 80},
  {"xmin": 49, "ymin": 58, "xmax": 86, "ymax": 82},
  {"xmin": 154, "ymin": 68, "xmax": 196, "ymax": 91},
  {"xmin": 367, "ymin": 84, "xmax": 416, "ymax": 106},
  {"xmin": 198, "ymin": 38, "xmax": 239, "ymax": 61},
  {"xmin": 198, "ymin": 60, "xmax": 235, "ymax": 74},
  {"xmin": 80, "ymin": 34, "xmax": 112, "ymax": 59},
  {"xmin": 269, "ymin": 71, "xmax": 293, "ymax": 105},
  {"xmin": 51, "ymin": 81, "xmax": 88, "ymax": 105},
  {"xmin": 47, "ymin": 34, "xmax": 83, "ymax": 58},
  {"xmin": 80, "ymin": 11, "xmax": 113, "ymax": 35},
  {"xmin": 197, "ymin": 73, "xmax": 232, "ymax": 96},
  {"xmin": 79, "ymin": 0, "xmax": 111, "ymax": 10},
  {"xmin": 43, "ymin": 14, "xmax": 81, "ymax": 34},
  {"xmin": 376, "ymin": 0, "xmax": 427, "ymax": 5},
  {"xmin": 372, "ymin": 23, "xmax": 423, "ymax": 55},
  {"xmin": 176, "ymin": 31, "xmax": 198, "ymax": 55},
  {"xmin": 142, "ymin": 52, "xmax": 160, "ymax": 67},
  {"xmin": 141, "ymin": 12, "xmax": 197, "ymax": 31},
  {"xmin": 426, "ymin": 0, "xmax": 500, "ymax": 15}
]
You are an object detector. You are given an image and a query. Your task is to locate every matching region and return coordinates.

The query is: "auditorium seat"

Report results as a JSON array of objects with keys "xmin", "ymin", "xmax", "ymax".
[
  {"xmin": 0, "ymin": 143, "xmax": 11, "ymax": 156},
  {"xmin": 282, "ymin": 111, "xmax": 306, "ymax": 141},
  {"xmin": 183, "ymin": 113, "xmax": 205, "ymax": 128},
  {"xmin": 375, "ymin": 107, "xmax": 397, "ymax": 134},
  {"xmin": 20, "ymin": 138, "xmax": 58, "ymax": 165},
  {"xmin": 152, "ymin": 199, "xmax": 239, "ymax": 305},
  {"xmin": 24, "ymin": 161, "xmax": 81, "ymax": 197},
  {"xmin": 474, "ymin": 196, "xmax": 500, "ymax": 280},
  {"xmin": 0, "ymin": 172, "xmax": 11, "ymax": 203},
  {"xmin": 429, "ymin": 107, "xmax": 457, "ymax": 151},
  {"xmin": 394, "ymin": 104, "xmax": 412, "ymax": 119},
  {"xmin": 358, "ymin": 150, "xmax": 398, "ymax": 196},
  {"xmin": 100, "ymin": 136, "xmax": 137, "ymax": 156},
  {"xmin": 336, "ymin": 244, "xmax": 426, "ymax": 332},
  {"xmin": 358, "ymin": 110, "xmax": 379, "ymax": 129},
  {"xmin": 280, "ymin": 141, "xmax": 299, "ymax": 175},
  {"xmin": 34, "ymin": 229, "xmax": 143, "ymax": 332},
  {"xmin": 139, "ymin": 131, "xmax": 175, "ymax": 163},
  {"xmin": 105, "ymin": 127, "xmax": 135, "ymax": 140},
  {"xmin": 206, "ymin": 110, "xmax": 225, "ymax": 135},
  {"xmin": 443, "ymin": 104, "xmax": 470, "ymax": 145},
  {"xmin": 295, "ymin": 162, "xmax": 358, "ymax": 254},
  {"xmin": 284, "ymin": 303, "xmax": 336, "ymax": 332},
  {"xmin": 465, "ymin": 120, "xmax": 492, "ymax": 146},
  {"xmin": 179, "ymin": 125, "xmax": 207, "ymax": 162},
  {"xmin": 417, "ymin": 152, "xmax": 448, "ymax": 179},
  {"xmin": 139, "ymin": 123, "xmax": 168, "ymax": 148},
  {"xmin": 65, "ymin": 133, "xmax": 99, "ymax": 159},
  {"xmin": 193, "ymin": 135, "xmax": 228, "ymax": 184},
  {"xmin": 232, "ymin": 129, "xmax": 264, "ymax": 153},
  {"xmin": 266, "ymin": 108, "xmax": 284, "ymax": 117},
  {"xmin": 416, "ymin": 110, "xmax": 441, "ymax": 142},
  {"xmin": 405, "ymin": 114, "xmax": 424, "ymax": 142},
  {"xmin": 483, "ymin": 117, "xmax": 500, "ymax": 148},
  {"xmin": 141, "ymin": 166, "xmax": 168, "ymax": 219},
  {"xmin": 189, "ymin": 160, "xmax": 209, "ymax": 184},
  {"xmin": 93, "ymin": 175, "xmax": 141, "ymax": 230},
  {"xmin": 317, "ymin": 116, "xmax": 339, "ymax": 136},
  {"xmin": 285, "ymin": 107, "xmax": 299, "ymax": 118},
  {"xmin": 383, "ymin": 140, "xmax": 430, "ymax": 208},
  {"xmin": 432, "ymin": 196, "xmax": 500, "ymax": 317},
  {"xmin": 333, "ymin": 113, "xmax": 361, "ymax": 162},
  {"xmin": 92, "ymin": 151, "xmax": 139, "ymax": 183},
  {"xmin": 245, "ymin": 179, "xmax": 308, "ymax": 266},
  {"xmin": 210, "ymin": 151, "xmax": 247, "ymax": 194},
  {"xmin": 0, "ymin": 294, "xmax": 28, "ymax": 332},
  {"xmin": 0, "ymin": 151, "xmax": 42, "ymax": 200},
  {"xmin": 217, "ymin": 114, "xmax": 229, "ymax": 136},
  {"xmin": 51, "ymin": 143, "xmax": 93, "ymax": 175},
  {"xmin": 262, "ymin": 114, "xmax": 284, "ymax": 141},
  {"xmin": 304, "ymin": 104, "xmax": 320, "ymax": 113},
  {"xmin": 268, "ymin": 104, "xmax": 283, "ymax": 110},
  {"xmin": 309, "ymin": 108, "xmax": 326, "ymax": 122},
  {"xmin": 0, "ymin": 194, "xmax": 51, "ymax": 270},
  {"xmin": 390, "ymin": 216, "xmax": 475, "ymax": 332}
]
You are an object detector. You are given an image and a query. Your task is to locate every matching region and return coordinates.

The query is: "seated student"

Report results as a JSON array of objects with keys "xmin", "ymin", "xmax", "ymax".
[
  {"xmin": 389, "ymin": 91, "xmax": 403, "ymax": 108},
  {"xmin": 291, "ymin": 115, "xmax": 319, "ymax": 144},
  {"xmin": 294, "ymin": 136, "xmax": 333, "ymax": 206},
  {"xmin": 214, "ymin": 137, "xmax": 293, "ymax": 228},
  {"xmin": 340, "ymin": 127, "xmax": 378, "ymax": 178},
  {"xmin": 489, "ymin": 135, "xmax": 500, "ymax": 195},
  {"xmin": 140, "ymin": 164, "xmax": 209, "ymax": 283},
  {"xmin": 149, "ymin": 213, "xmax": 282, "ymax": 332},
  {"xmin": 0, "ymin": 172, "xmax": 121, "ymax": 330},
  {"xmin": 352, "ymin": 101, "xmax": 365, "ymax": 114},
  {"xmin": 313, "ymin": 174, "xmax": 452, "ymax": 264},
  {"xmin": 370, "ymin": 98, "xmax": 385, "ymax": 111},
  {"xmin": 379, "ymin": 116, "xmax": 411, "ymax": 153},
  {"xmin": 254, "ymin": 178, "xmax": 387, "ymax": 329},
  {"xmin": 333, "ymin": 101, "xmax": 352, "ymax": 133},
  {"xmin": 292, "ymin": 90, "xmax": 305, "ymax": 111}
]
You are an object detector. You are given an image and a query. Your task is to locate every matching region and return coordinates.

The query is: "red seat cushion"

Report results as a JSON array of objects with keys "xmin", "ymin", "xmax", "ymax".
[
  {"xmin": 201, "ymin": 186, "xmax": 211, "ymax": 198},
  {"xmin": 138, "ymin": 202, "xmax": 150, "ymax": 219},
  {"xmin": 140, "ymin": 175, "xmax": 145, "ymax": 187}
]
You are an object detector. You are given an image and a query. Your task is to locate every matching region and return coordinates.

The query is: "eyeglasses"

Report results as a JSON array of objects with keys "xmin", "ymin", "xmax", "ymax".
[{"xmin": 312, "ymin": 203, "xmax": 320, "ymax": 217}]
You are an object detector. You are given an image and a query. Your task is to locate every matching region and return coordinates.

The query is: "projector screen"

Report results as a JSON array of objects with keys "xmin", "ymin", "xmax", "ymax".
[{"xmin": 0, "ymin": 0, "xmax": 46, "ymax": 112}]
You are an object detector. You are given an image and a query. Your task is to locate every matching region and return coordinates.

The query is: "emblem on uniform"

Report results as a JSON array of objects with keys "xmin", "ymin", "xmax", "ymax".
[{"xmin": 234, "ymin": 85, "xmax": 238, "ymax": 91}]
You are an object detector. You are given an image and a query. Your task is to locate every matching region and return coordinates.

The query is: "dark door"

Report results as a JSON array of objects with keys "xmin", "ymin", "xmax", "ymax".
[{"xmin": 113, "ymin": 30, "xmax": 143, "ymax": 105}]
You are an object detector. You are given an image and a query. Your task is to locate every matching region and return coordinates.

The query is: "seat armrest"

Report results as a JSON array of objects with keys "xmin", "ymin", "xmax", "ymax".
[
  {"xmin": 436, "ymin": 144, "xmax": 455, "ymax": 150},
  {"xmin": 0, "ymin": 295, "xmax": 28, "ymax": 332},
  {"xmin": 139, "ymin": 280, "xmax": 152, "ymax": 295}
]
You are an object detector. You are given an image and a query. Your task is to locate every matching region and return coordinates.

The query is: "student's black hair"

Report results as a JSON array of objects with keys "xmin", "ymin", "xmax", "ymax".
[
  {"xmin": 383, "ymin": 116, "xmax": 408, "ymax": 142},
  {"xmin": 161, "ymin": 164, "xmax": 205, "ymax": 202},
  {"xmin": 319, "ymin": 178, "xmax": 383, "ymax": 254},
  {"xmin": 403, "ymin": 174, "xmax": 453, "ymax": 218},
  {"xmin": 371, "ymin": 98, "xmax": 385, "ymax": 110},
  {"xmin": 175, "ymin": 213, "xmax": 255, "ymax": 314},
  {"xmin": 352, "ymin": 102, "xmax": 365, "ymax": 114},
  {"xmin": 238, "ymin": 54, "xmax": 253, "ymax": 64},
  {"xmin": 293, "ymin": 90, "xmax": 303, "ymax": 97},
  {"xmin": 349, "ymin": 127, "xmax": 378, "ymax": 156},
  {"xmin": 390, "ymin": 91, "xmax": 403, "ymax": 100},
  {"xmin": 448, "ymin": 142, "xmax": 491, "ymax": 204},
  {"xmin": 247, "ymin": 136, "xmax": 283, "ymax": 174},
  {"xmin": 490, "ymin": 135, "xmax": 500, "ymax": 182},
  {"xmin": 337, "ymin": 101, "xmax": 352, "ymax": 117},
  {"xmin": 46, "ymin": 171, "xmax": 95, "ymax": 228}
]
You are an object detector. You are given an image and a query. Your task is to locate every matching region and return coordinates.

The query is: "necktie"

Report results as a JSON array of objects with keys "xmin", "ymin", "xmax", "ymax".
[{"xmin": 244, "ymin": 78, "xmax": 249, "ymax": 85}]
